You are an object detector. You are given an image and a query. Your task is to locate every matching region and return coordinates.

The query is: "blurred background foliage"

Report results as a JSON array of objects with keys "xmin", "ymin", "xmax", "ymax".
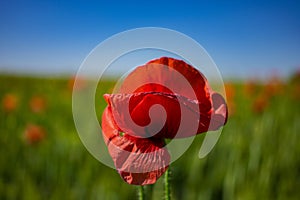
[
  {"xmin": 1, "ymin": 71, "xmax": 300, "ymax": 200},
  {"xmin": 1, "ymin": 0, "xmax": 300, "ymax": 199}
]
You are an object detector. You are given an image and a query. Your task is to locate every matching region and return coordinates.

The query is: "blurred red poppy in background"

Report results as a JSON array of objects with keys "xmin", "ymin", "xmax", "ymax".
[
  {"xmin": 244, "ymin": 80, "xmax": 259, "ymax": 98},
  {"xmin": 24, "ymin": 124, "xmax": 46, "ymax": 145},
  {"xmin": 224, "ymin": 82, "xmax": 236, "ymax": 116},
  {"xmin": 2, "ymin": 93, "xmax": 18, "ymax": 112},
  {"xmin": 102, "ymin": 57, "xmax": 228, "ymax": 185},
  {"xmin": 68, "ymin": 76, "xmax": 86, "ymax": 91},
  {"xmin": 264, "ymin": 76, "xmax": 284, "ymax": 98},
  {"xmin": 252, "ymin": 94, "xmax": 269, "ymax": 114},
  {"xmin": 29, "ymin": 96, "xmax": 47, "ymax": 113}
]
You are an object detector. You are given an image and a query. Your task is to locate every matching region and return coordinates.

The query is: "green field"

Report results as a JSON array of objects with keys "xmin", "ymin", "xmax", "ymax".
[{"xmin": 1, "ymin": 74, "xmax": 300, "ymax": 200}]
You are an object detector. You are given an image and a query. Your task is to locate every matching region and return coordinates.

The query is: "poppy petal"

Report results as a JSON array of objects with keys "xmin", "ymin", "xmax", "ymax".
[
  {"xmin": 102, "ymin": 107, "xmax": 170, "ymax": 185},
  {"xmin": 104, "ymin": 92, "xmax": 223, "ymax": 139},
  {"xmin": 206, "ymin": 92, "xmax": 228, "ymax": 131},
  {"xmin": 119, "ymin": 57, "xmax": 212, "ymax": 112}
]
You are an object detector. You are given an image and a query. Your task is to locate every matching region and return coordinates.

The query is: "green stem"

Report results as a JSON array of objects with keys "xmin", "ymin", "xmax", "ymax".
[
  {"xmin": 138, "ymin": 185, "xmax": 145, "ymax": 200},
  {"xmin": 164, "ymin": 168, "xmax": 171, "ymax": 200}
]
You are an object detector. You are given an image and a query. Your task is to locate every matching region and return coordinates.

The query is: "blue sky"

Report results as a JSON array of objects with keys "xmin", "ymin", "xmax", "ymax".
[{"xmin": 0, "ymin": 0, "xmax": 299, "ymax": 79}]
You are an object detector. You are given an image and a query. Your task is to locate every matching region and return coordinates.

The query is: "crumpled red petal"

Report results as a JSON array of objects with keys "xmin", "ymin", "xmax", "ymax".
[
  {"xmin": 102, "ymin": 107, "xmax": 170, "ymax": 185},
  {"xmin": 104, "ymin": 91, "xmax": 227, "ymax": 138},
  {"xmin": 119, "ymin": 57, "xmax": 212, "ymax": 113},
  {"xmin": 210, "ymin": 92, "xmax": 228, "ymax": 130}
]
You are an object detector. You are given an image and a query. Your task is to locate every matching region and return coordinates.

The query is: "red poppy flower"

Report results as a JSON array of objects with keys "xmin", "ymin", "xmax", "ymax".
[
  {"xmin": 24, "ymin": 124, "xmax": 46, "ymax": 145},
  {"xmin": 29, "ymin": 95, "xmax": 47, "ymax": 113},
  {"xmin": 68, "ymin": 76, "xmax": 86, "ymax": 91},
  {"xmin": 244, "ymin": 80, "xmax": 259, "ymax": 98},
  {"xmin": 2, "ymin": 93, "xmax": 18, "ymax": 112},
  {"xmin": 252, "ymin": 94, "xmax": 268, "ymax": 114},
  {"xmin": 102, "ymin": 57, "xmax": 228, "ymax": 185},
  {"xmin": 264, "ymin": 76, "xmax": 284, "ymax": 98},
  {"xmin": 224, "ymin": 82, "xmax": 236, "ymax": 116}
]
